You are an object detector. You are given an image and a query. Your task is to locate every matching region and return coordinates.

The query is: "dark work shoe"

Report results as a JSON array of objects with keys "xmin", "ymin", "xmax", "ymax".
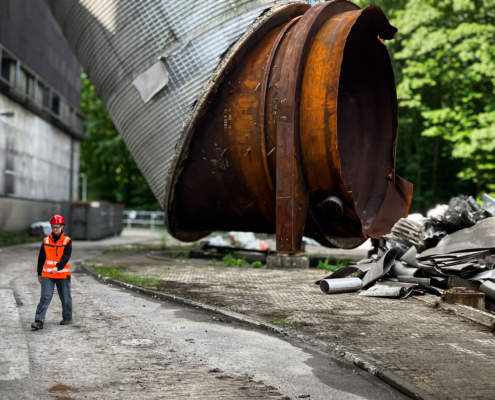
[
  {"xmin": 60, "ymin": 319, "xmax": 72, "ymax": 325},
  {"xmin": 31, "ymin": 321, "xmax": 43, "ymax": 330}
]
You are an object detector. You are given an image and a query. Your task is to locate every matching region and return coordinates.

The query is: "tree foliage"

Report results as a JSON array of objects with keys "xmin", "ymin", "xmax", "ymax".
[{"xmin": 80, "ymin": 72, "xmax": 160, "ymax": 209}]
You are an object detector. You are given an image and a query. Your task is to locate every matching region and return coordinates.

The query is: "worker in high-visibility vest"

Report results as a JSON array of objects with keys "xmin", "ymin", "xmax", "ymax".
[{"xmin": 31, "ymin": 215, "xmax": 73, "ymax": 330}]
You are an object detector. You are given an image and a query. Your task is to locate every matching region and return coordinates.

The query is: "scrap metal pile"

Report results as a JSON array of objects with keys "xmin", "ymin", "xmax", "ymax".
[{"xmin": 317, "ymin": 195, "xmax": 495, "ymax": 309}]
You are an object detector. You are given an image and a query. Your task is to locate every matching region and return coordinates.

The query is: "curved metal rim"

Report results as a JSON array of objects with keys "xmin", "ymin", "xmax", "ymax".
[
  {"xmin": 277, "ymin": 0, "xmax": 362, "ymax": 246},
  {"xmin": 258, "ymin": 16, "xmax": 302, "ymax": 199}
]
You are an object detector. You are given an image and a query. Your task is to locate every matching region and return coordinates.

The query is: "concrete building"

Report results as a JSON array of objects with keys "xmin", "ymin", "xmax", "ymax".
[{"xmin": 0, "ymin": 0, "xmax": 83, "ymax": 233}]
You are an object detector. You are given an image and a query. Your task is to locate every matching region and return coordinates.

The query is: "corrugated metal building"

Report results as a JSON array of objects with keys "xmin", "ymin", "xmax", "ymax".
[{"xmin": 0, "ymin": 0, "xmax": 83, "ymax": 233}]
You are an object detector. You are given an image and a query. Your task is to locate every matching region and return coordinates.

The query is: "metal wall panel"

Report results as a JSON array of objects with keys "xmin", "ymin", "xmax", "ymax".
[
  {"xmin": 44, "ymin": 0, "xmax": 296, "ymax": 203},
  {"xmin": 0, "ymin": 0, "xmax": 81, "ymax": 106}
]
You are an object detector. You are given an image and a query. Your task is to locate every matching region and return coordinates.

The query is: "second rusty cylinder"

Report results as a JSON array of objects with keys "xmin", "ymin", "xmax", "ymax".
[{"xmin": 165, "ymin": 1, "xmax": 413, "ymax": 248}]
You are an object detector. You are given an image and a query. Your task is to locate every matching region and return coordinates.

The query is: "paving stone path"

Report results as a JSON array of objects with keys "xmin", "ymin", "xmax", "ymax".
[{"xmin": 91, "ymin": 251, "xmax": 495, "ymax": 400}]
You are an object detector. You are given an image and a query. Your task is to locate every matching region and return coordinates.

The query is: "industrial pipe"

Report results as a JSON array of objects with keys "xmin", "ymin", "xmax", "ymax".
[
  {"xmin": 166, "ymin": 1, "xmax": 412, "ymax": 253},
  {"xmin": 320, "ymin": 277, "xmax": 363, "ymax": 294},
  {"xmin": 46, "ymin": 1, "xmax": 412, "ymax": 254}
]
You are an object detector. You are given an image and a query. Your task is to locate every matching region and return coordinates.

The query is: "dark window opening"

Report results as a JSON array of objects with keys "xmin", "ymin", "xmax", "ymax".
[{"xmin": 52, "ymin": 93, "xmax": 60, "ymax": 115}]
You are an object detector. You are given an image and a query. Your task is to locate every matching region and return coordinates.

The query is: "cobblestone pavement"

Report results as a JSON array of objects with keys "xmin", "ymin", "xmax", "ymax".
[{"xmin": 91, "ymin": 251, "xmax": 495, "ymax": 400}]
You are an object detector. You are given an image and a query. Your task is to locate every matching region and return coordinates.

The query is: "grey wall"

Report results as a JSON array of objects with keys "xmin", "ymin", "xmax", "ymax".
[
  {"xmin": 0, "ymin": 0, "xmax": 81, "ymax": 106},
  {"xmin": 0, "ymin": 196, "xmax": 62, "ymax": 234},
  {"xmin": 0, "ymin": 94, "xmax": 80, "ymax": 203}
]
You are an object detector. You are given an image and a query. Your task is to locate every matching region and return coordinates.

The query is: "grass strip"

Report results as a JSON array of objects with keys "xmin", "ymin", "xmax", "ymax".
[{"xmin": 90, "ymin": 263, "xmax": 162, "ymax": 288}]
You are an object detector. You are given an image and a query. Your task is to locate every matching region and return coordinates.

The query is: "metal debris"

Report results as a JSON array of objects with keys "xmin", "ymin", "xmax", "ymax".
[
  {"xmin": 479, "ymin": 281, "xmax": 495, "ymax": 303},
  {"xmin": 319, "ymin": 278, "xmax": 362, "ymax": 294},
  {"xmin": 361, "ymin": 249, "xmax": 397, "ymax": 288},
  {"xmin": 359, "ymin": 285, "xmax": 413, "ymax": 299},
  {"xmin": 317, "ymin": 199, "xmax": 495, "ymax": 310}
]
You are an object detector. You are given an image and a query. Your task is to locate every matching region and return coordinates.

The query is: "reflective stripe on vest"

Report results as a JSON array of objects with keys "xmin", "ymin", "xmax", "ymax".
[
  {"xmin": 42, "ymin": 267, "xmax": 70, "ymax": 273},
  {"xmin": 42, "ymin": 233, "xmax": 71, "ymax": 279}
]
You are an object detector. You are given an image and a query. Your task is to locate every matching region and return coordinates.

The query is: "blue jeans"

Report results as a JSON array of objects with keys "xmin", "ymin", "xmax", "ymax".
[{"xmin": 35, "ymin": 277, "xmax": 72, "ymax": 322}]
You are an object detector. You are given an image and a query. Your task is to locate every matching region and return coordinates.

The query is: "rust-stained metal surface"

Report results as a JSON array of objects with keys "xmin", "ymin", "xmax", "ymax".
[{"xmin": 166, "ymin": 1, "xmax": 412, "ymax": 251}]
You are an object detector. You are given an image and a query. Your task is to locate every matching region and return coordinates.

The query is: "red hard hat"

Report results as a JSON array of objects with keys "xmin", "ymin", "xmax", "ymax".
[{"xmin": 50, "ymin": 215, "xmax": 66, "ymax": 226}]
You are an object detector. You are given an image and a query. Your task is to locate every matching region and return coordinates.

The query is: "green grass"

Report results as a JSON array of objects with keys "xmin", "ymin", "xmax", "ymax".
[
  {"xmin": 208, "ymin": 258, "xmax": 218, "ymax": 266},
  {"xmin": 0, "ymin": 231, "xmax": 40, "ymax": 247},
  {"xmin": 171, "ymin": 252, "xmax": 188, "ymax": 259},
  {"xmin": 265, "ymin": 316, "xmax": 287, "ymax": 326},
  {"xmin": 316, "ymin": 256, "xmax": 353, "ymax": 271},
  {"xmin": 251, "ymin": 261, "xmax": 263, "ymax": 268},
  {"xmin": 221, "ymin": 254, "xmax": 249, "ymax": 267},
  {"xmin": 91, "ymin": 263, "xmax": 162, "ymax": 288}
]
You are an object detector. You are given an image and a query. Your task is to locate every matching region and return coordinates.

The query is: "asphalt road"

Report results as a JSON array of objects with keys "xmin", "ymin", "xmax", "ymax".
[{"xmin": 0, "ymin": 232, "xmax": 409, "ymax": 399}]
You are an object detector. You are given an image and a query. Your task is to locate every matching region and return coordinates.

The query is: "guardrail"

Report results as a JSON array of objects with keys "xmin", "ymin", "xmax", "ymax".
[{"xmin": 123, "ymin": 210, "xmax": 165, "ymax": 230}]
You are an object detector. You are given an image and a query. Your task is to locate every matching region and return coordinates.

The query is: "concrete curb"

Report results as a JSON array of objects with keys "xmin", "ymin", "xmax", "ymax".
[{"xmin": 81, "ymin": 261, "xmax": 436, "ymax": 400}]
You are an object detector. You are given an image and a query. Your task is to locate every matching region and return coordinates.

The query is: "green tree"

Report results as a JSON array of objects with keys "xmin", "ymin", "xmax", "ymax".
[
  {"xmin": 393, "ymin": 0, "xmax": 495, "ymax": 208},
  {"xmin": 80, "ymin": 72, "xmax": 160, "ymax": 209}
]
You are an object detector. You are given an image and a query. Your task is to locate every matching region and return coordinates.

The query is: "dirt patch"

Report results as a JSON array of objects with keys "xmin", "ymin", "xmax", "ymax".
[{"xmin": 47, "ymin": 383, "xmax": 74, "ymax": 392}]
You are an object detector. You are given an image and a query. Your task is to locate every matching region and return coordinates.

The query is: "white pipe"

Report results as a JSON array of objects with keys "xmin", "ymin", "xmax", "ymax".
[{"xmin": 320, "ymin": 277, "xmax": 362, "ymax": 294}]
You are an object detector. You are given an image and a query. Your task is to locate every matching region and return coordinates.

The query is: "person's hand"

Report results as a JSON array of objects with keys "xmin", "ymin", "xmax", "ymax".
[
  {"xmin": 38, "ymin": 276, "xmax": 42, "ymax": 284},
  {"xmin": 49, "ymin": 268, "xmax": 58, "ymax": 274}
]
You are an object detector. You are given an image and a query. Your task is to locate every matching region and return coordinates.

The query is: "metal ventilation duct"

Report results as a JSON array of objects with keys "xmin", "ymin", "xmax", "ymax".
[
  {"xmin": 45, "ymin": 0, "xmax": 413, "ymax": 251},
  {"xmin": 44, "ymin": 0, "xmax": 296, "ymax": 202}
]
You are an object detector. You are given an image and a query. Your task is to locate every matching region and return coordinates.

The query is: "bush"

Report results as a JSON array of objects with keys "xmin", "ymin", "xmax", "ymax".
[
  {"xmin": 221, "ymin": 254, "xmax": 249, "ymax": 267},
  {"xmin": 0, "ymin": 231, "xmax": 39, "ymax": 247},
  {"xmin": 316, "ymin": 257, "xmax": 352, "ymax": 272}
]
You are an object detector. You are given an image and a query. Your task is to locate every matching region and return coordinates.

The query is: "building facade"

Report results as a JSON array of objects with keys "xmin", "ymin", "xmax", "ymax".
[{"xmin": 0, "ymin": 0, "xmax": 83, "ymax": 233}]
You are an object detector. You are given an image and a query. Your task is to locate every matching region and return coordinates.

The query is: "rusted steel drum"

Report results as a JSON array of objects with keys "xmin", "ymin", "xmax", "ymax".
[{"xmin": 165, "ymin": 1, "xmax": 412, "ymax": 250}]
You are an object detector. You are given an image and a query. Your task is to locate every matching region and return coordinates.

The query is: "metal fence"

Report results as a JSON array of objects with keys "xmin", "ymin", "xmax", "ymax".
[{"xmin": 123, "ymin": 210, "xmax": 165, "ymax": 230}]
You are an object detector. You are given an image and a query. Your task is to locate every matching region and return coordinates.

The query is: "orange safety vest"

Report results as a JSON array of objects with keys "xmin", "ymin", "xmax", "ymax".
[{"xmin": 41, "ymin": 232, "xmax": 71, "ymax": 279}]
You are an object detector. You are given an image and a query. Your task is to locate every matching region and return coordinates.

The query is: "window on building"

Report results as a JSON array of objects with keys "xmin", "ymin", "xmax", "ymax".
[
  {"xmin": 18, "ymin": 67, "xmax": 28, "ymax": 93},
  {"xmin": 52, "ymin": 93, "xmax": 60, "ymax": 115},
  {"xmin": 0, "ymin": 51, "xmax": 15, "ymax": 86},
  {"xmin": 35, "ymin": 81, "xmax": 44, "ymax": 105}
]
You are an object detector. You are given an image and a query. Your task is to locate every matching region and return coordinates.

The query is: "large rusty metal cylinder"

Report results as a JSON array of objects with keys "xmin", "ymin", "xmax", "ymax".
[
  {"xmin": 44, "ymin": 0, "xmax": 411, "ymax": 251},
  {"xmin": 165, "ymin": 1, "xmax": 413, "ymax": 251}
]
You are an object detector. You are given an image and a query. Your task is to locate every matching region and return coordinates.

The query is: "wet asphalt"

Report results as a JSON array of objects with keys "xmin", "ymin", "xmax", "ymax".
[{"xmin": 0, "ymin": 233, "xmax": 409, "ymax": 399}]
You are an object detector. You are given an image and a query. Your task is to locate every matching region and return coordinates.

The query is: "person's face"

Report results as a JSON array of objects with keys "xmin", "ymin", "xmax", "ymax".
[{"xmin": 51, "ymin": 224, "xmax": 63, "ymax": 234}]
